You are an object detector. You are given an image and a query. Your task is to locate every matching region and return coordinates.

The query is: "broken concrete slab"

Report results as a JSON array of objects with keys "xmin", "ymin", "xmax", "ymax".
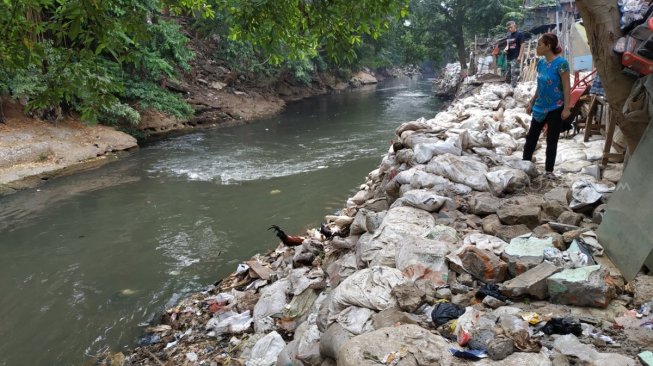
[
  {"xmin": 547, "ymin": 265, "xmax": 616, "ymax": 308},
  {"xmin": 501, "ymin": 261, "xmax": 562, "ymax": 300},
  {"xmin": 502, "ymin": 234, "xmax": 555, "ymax": 276}
]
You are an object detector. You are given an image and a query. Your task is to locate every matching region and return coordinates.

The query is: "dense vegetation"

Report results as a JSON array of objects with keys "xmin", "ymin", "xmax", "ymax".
[{"xmin": 0, "ymin": 0, "xmax": 523, "ymax": 126}]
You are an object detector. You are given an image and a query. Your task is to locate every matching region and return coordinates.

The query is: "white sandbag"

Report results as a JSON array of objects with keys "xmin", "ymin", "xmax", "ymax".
[
  {"xmin": 395, "ymin": 236, "xmax": 451, "ymax": 285},
  {"xmin": 350, "ymin": 208, "xmax": 386, "ymax": 235},
  {"xmin": 206, "ymin": 310, "xmax": 253, "ymax": 335},
  {"xmin": 502, "ymin": 157, "xmax": 539, "ymax": 178},
  {"xmin": 461, "ymin": 130, "xmax": 494, "ymax": 149},
  {"xmin": 336, "ymin": 306, "xmax": 375, "ymax": 335},
  {"xmin": 569, "ymin": 178, "xmax": 615, "ymax": 210},
  {"xmin": 409, "ymin": 170, "xmax": 452, "ymax": 189},
  {"xmin": 390, "ymin": 189, "xmax": 451, "ymax": 212},
  {"xmin": 247, "ymin": 331, "xmax": 286, "ymax": 366},
  {"xmin": 394, "ymin": 118, "xmax": 428, "ymax": 136},
  {"xmin": 253, "ymin": 278, "xmax": 291, "ymax": 333},
  {"xmin": 427, "ymin": 154, "xmax": 490, "ymax": 191},
  {"xmin": 463, "ymin": 233, "xmax": 508, "ymax": 255},
  {"xmin": 486, "ymin": 168, "xmax": 530, "ymax": 195},
  {"xmin": 328, "ymin": 266, "xmax": 407, "ymax": 324},
  {"xmin": 490, "ymin": 131, "xmax": 520, "ymax": 151}
]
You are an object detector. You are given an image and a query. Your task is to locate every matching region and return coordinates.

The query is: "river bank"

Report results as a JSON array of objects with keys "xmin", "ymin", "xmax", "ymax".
[
  {"xmin": 0, "ymin": 64, "xmax": 416, "ymax": 196},
  {"xmin": 103, "ymin": 79, "xmax": 653, "ymax": 366}
]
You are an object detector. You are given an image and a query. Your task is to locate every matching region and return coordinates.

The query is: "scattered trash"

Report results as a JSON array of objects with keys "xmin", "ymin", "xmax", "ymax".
[
  {"xmin": 431, "ymin": 302, "xmax": 466, "ymax": 326},
  {"xmin": 475, "ymin": 283, "xmax": 509, "ymax": 302},
  {"xmin": 539, "ymin": 317, "xmax": 583, "ymax": 336},
  {"xmin": 450, "ymin": 348, "xmax": 488, "ymax": 360}
]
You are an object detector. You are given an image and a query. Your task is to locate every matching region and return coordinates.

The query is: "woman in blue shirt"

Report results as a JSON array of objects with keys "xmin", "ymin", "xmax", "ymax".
[{"xmin": 524, "ymin": 33, "xmax": 571, "ymax": 179}]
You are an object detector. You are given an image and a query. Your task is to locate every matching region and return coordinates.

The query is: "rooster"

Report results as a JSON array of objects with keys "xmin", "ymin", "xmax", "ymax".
[
  {"xmin": 268, "ymin": 225, "xmax": 305, "ymax": 246},
  {"xmin": 319, "ymin": 222, "xmax": 343, "ymax": 239}
]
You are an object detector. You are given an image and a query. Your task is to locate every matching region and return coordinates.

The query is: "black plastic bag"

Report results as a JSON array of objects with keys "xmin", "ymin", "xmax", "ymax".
[
  {"xmin": 539, "ymin": 317, "xmax": 583, "ymax": 336},
  {"xmin": 431, "ymin": 302, "xmax": 466, "ymax": 326},
  {"xmin": 475, "ymin": 283, "xmax": 508, "ymax": 302}
]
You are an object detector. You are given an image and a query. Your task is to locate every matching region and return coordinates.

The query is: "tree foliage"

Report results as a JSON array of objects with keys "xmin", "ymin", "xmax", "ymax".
[{"xmin": 0, "ymin": 0, "xmax": 203, "ymax": 124}]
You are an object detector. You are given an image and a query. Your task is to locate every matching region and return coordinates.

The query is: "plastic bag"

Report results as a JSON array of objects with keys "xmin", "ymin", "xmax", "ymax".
[
  {"xmin": 431, "ymin": 302, "xmax": 466, "ymax": 326},
  {"xmin": 539, "ymin": 317, "xmax": 583, "ymax": 336},
  {"xmin": 247, "ymin": 331, "xmax": 286, "ymax": 366},
  {"xmin": 475, "ymin": 283, "xmax": 509, "ymax": 302},
  {"xmin": 454, "ymin": 307, "xmax": 481, "ymax": 346}
]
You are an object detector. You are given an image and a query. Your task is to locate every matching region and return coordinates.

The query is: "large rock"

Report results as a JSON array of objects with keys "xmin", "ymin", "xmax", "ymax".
[
  {"xmin": 459, "ymin": 246, "xmax": 508, "ymax": 284},
  {"xmin": 471, "ymin": 192, "xmax": 504, "ymax": 216},
  {"xmin": 500, "ymin": 261, "xmax": 561, "ymax": 299},
  {"xmin": 630, "ymin": 273, "xmax": 653, "ymax": 307},
  {"xmin": 337, "ymin": 324, "xmax": 454, "ymax": 365},
  {"xmin": 497, "ymin": 204, "xmax": 542, "ymax": 229},
  {"xmin": 547, "ymin": 265, "xmax": 616, "ymax": 308},
  {"xmin": 494, "ymin": 224, "xmax": 531, "ymax": 243},
  {"xmin": 554, "ymin": 334, "xmax": 637, "ymax": 366},
  {"xmin": 502, "ymin": 235, "xmax": 555, "ymax": 276},
  {"xmin": 557, "ymin": 211, "xmax": 585, "ymax": 226}
]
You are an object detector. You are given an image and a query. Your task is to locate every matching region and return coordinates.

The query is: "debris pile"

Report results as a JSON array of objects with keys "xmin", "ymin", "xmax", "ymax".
[{"xmin": 107, "ymin": 82, "xmax": 653, "ymax": 366}]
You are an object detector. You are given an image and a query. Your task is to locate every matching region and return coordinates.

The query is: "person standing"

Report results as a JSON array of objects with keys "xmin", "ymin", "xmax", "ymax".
[
  {"xmin": 505, "ymin": 21, "xmax": 525, "ymax": 88},
  {"xmin": 524, "ymin": 33, "xmax": 571, "ymax": 179}
]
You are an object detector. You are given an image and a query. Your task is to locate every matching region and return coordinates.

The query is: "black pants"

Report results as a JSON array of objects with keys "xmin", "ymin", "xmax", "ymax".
[{"xmin": 523, "ymin": 107, "xmax": 563, "ymax": 172}]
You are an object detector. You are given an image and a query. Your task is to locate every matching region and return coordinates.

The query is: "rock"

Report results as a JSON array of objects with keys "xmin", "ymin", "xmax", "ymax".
[
  {"xmin": 483, "ymin": 295, "xmax": 507, "ymax": 309},
  {"xmin": 497, "ymin": 204, "xmax": 542, "ymax": 229},
  {"xmin": 486, "ymin": 337, "xmax": 515, "ymax": 361},
  {"xmin": 557, "ymin": 211, "xmax": 585, "ymax": 226},
  {"xmin": 548, "ymin": 222, "xmax": 581, "ymax": 234},
  {"xmin": 459, "ymin": 246, "xmax": 508, "ymax": 284},
  {"xmin": 495, "ymin": 225, "xmax": 531, "ymax": 243},
  {"xmin": 554, "ymin": 334, "xmax": 637, "ymax": 366},
  {"xmin": 502, "ymin": 235, "xmax": 555, "ymax": 276},
  {"xmin": 471, "ymin": 192, "xmax": 503, "ymax": 216},
  {"xmin": 547, "ymin": 265, "xmax": 616, "ymax": 308},
  {"xmin": 544, "ymin": 187, "xmax": 570, "ymax": 205},
  {"xmin": 482, "ymin": 214, "xmax": 502, "ymax": 235},
  {"xmin": 337, "ymin": 324, "xmax": 455, "ymax": 366},
  {"xmin": 320, "ymin": 323, "xmax": 354, "ymax": 360},
  {"xmin": 541, "ymin": 201, "xmax": 567, "ymax": 222},
  {"xmin": 592, "ymin": 204, "xmax": 608, "ymax": 224},
  {"xmin": 501, "ymin": 261, "xmax": 562, "ymax": 300},
  {"xmin": 562, "ymin": 228, "xmax": 591, "ymax": 244},
  {"xmin": 435, "ymin": 287, "xmax": 452, "ymax": 300},
  {"xmin": 371, "ymin": 308, "xmax": 419, "ymax": 330},
  {"xmin": 451, "ymin": 283, "xmax": 472, "ymax": 295},
  {"xmin": 391, "ymin": 283, "xmax": 426, "ymax": 313},
  {"xmin": 553, "ymin": 334, "xmax": 598, "ymax": 364},
  {"xmin": 630, "ymin": 273, "xmax": 653, "ymax": 307}
]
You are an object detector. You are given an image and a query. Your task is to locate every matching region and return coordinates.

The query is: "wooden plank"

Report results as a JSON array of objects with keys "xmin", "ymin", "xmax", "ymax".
[
  {"xmin": 583, "ymin": 95, "xmax": 599, "ymax": 142},
  {"xmin": 246, "ymin": 260, "xmax": 273, "ymax": 280}
]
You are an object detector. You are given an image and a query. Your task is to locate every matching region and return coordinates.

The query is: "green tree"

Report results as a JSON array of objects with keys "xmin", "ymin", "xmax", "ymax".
[
  {"xmin": 409, "ymin": 0, "xmax": 523, "ymax": 70},
  {"xmin": 211, "ymin": 0, "xmax": 410, "ymax": 64}
]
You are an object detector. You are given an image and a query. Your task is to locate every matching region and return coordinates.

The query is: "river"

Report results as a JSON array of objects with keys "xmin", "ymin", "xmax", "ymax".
[{"xmin": 0, "ymin": 77, "xmax": 443, "ymax": 365}]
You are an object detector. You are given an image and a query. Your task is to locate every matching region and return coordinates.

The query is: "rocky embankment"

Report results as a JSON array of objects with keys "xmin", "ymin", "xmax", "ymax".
[{"xmin": 106, "ymin": 81, "xmax": 653, "ymax": 366}]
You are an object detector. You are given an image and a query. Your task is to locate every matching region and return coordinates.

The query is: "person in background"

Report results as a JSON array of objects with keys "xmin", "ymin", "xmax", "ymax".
[
  {"xmin": 505, "ymin": 21, "xmax": 525, "ymax": 88},
  {"xmin": 524, "ymin": 33, "xmax": 571, "ymax": 179}
]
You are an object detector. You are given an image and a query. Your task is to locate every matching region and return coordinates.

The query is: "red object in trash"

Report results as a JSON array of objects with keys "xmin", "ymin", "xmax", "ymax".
[
  {"xmin": 648, "ymin": 16, "xmax": 653, "ymax": 31},
  {"xmin": 622, "ymin": 52, "xmax": 653, "ymax": 75},
  {"xmin": 569, "ymin": 69, "xmax": 597, "ymax": 109}
]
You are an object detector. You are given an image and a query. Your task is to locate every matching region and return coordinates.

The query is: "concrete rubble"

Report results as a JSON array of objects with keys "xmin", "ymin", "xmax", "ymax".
[{"xmin": 108, "ymin": 81, "xmax": 652, "ymax": 366}]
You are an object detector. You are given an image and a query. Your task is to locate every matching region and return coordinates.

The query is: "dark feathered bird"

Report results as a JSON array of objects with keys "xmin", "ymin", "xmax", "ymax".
[
  {"xmin": 319, "ymin": 222, "xmax": 342, "ymax": 239},
  {"xmin": 268, "ymin": 225, "xmax": 305, "ymax": 246}
]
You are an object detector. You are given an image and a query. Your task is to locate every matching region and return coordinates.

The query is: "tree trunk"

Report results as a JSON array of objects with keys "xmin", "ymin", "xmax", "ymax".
[
  {"xmin": 575, "ymin": 0, "xmax": 649, "ymax": 154},
  {"xmin": 448, "ymin": 23, "xmax": 467, "ymax": 71}
]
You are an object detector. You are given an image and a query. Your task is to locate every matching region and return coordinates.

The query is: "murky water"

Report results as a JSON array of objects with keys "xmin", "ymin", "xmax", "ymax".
[{"xmin": 0, "ymin": 78, "xmax": 443, "ymax": 365}]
